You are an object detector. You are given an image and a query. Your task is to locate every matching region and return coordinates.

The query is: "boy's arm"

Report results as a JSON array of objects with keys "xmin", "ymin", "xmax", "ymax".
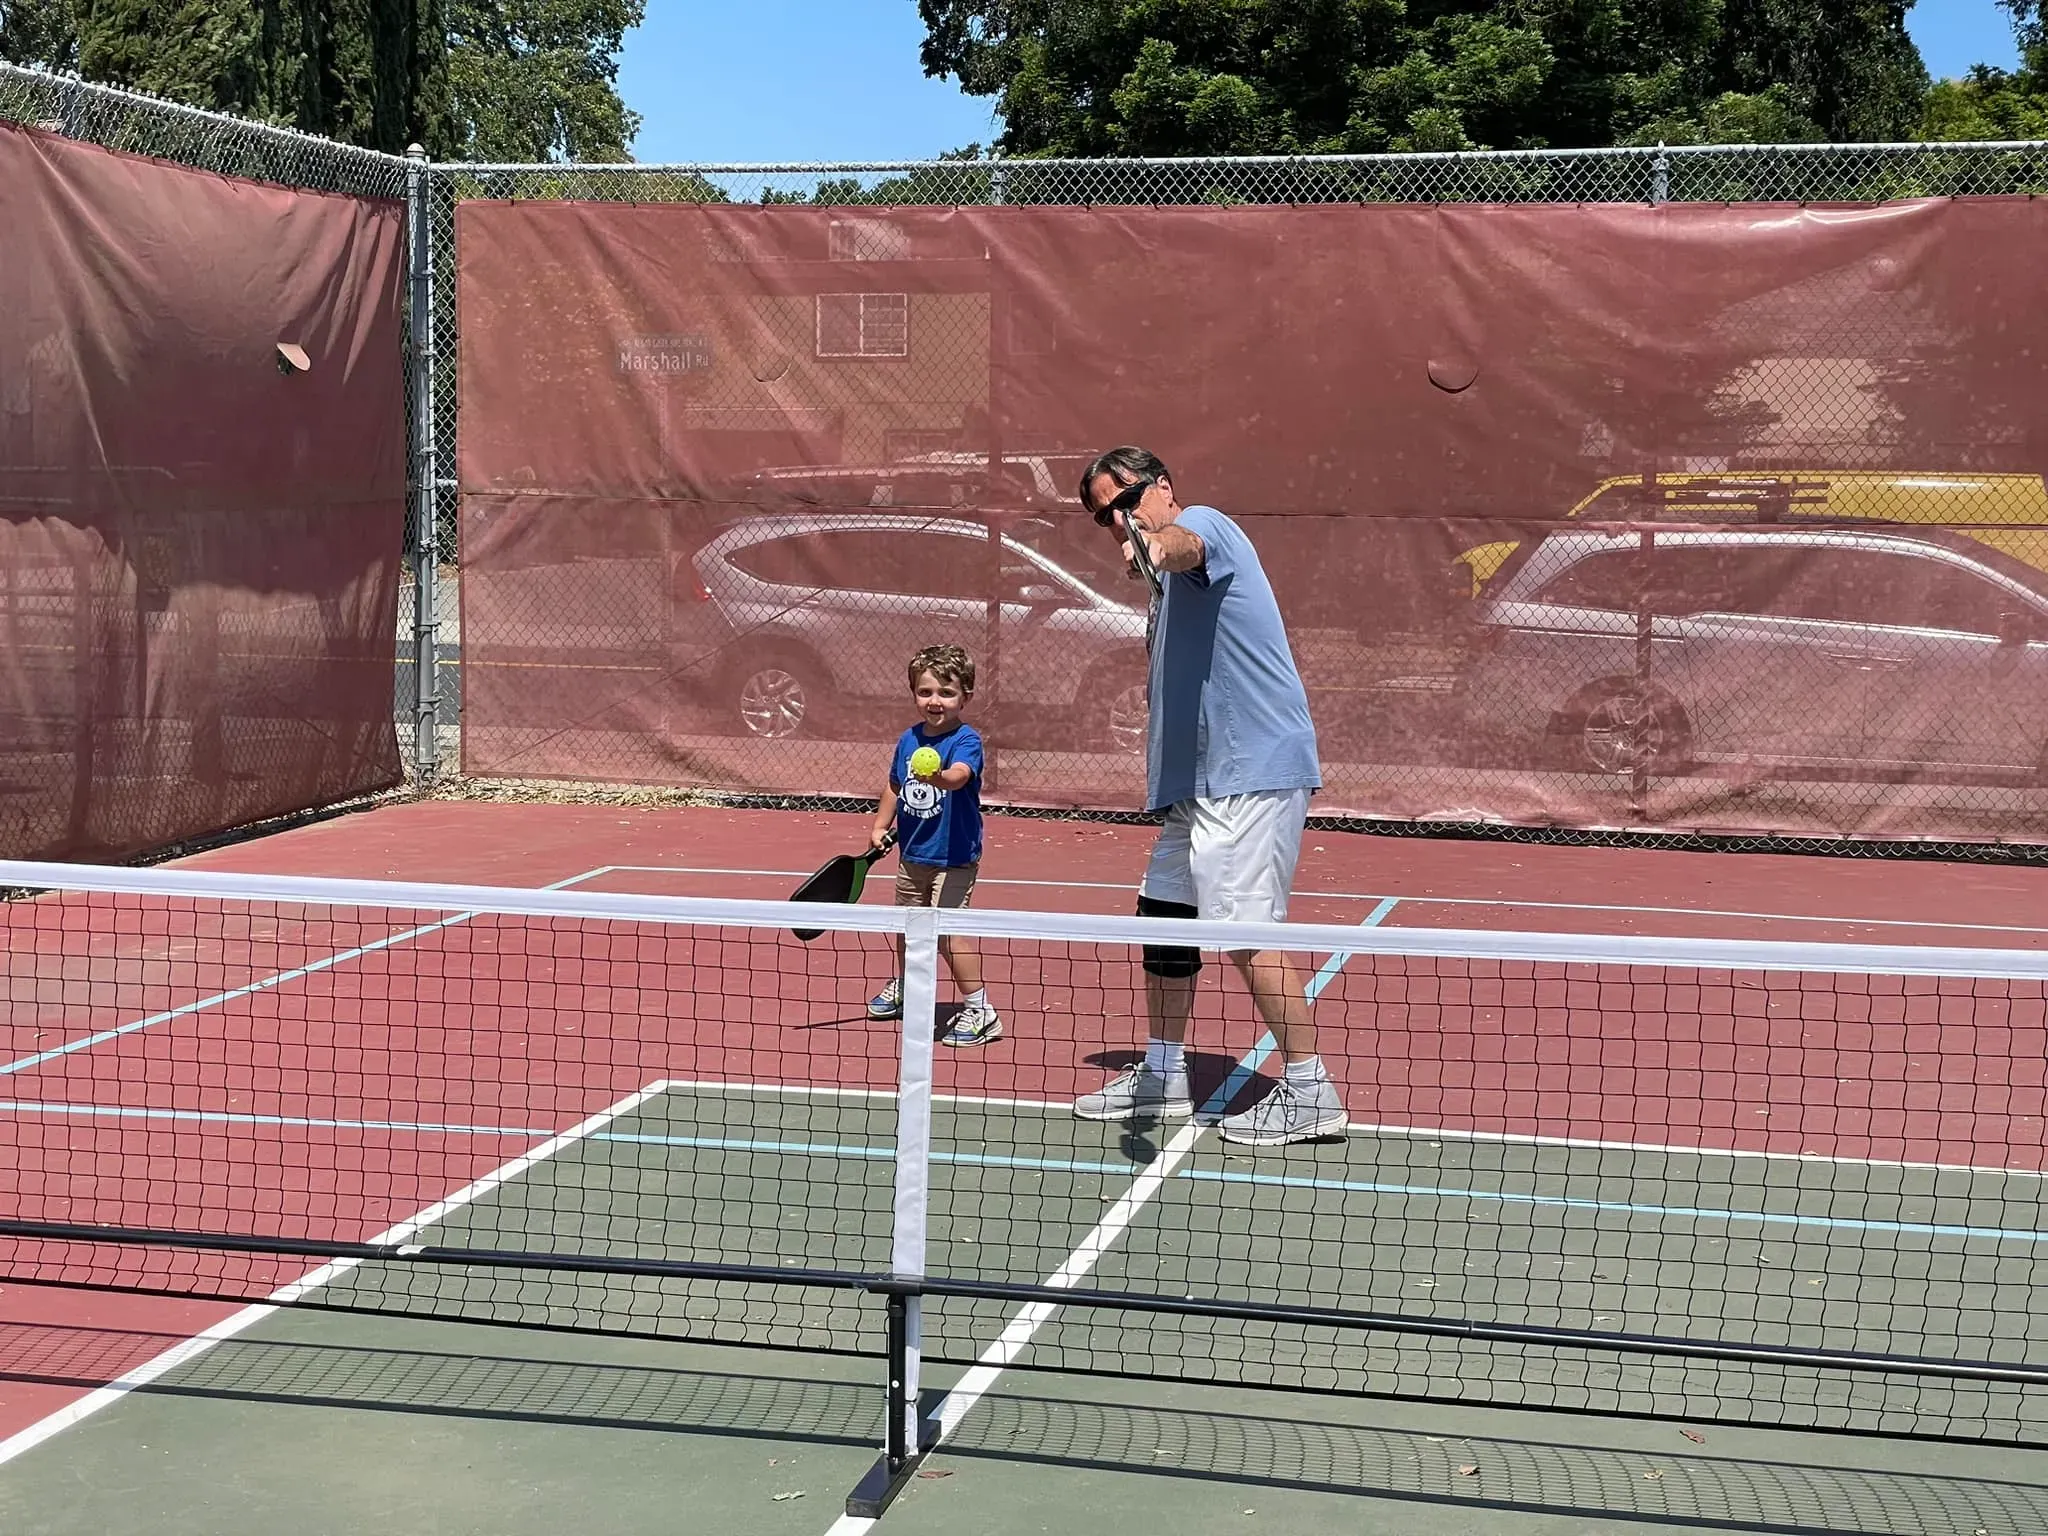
[
  {"xmin": 928, "ymin": 730, "xmax": 982, "ymax": 793},
  {"xmin": 871, "ymin": 781, "xmax": 898, "ymax": 849}
]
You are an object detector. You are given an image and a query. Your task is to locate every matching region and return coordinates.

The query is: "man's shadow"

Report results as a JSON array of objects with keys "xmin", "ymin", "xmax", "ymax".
[{"xmin": 1081, "ymin": 1047, "xmax": 1272, "ymax": 1163}]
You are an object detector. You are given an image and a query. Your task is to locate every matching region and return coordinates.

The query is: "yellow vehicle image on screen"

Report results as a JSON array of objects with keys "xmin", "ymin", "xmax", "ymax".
[{"xmin": 1456, "ymin": 472, "xmax": 2048, "ymax": 597}]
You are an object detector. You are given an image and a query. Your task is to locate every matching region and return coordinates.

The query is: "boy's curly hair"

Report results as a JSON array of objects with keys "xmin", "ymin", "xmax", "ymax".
[{"xmin": 908, "ymin": 643, "xmax": 975, "ymax": 695}]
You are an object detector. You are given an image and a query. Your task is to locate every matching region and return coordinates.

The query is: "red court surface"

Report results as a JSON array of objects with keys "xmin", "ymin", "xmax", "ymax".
[
  {"xmin": 170, "ymin": 797, "xmax": 2048, "ymax": 943},
  {"xmin": 7, "ymin": 798, "xmax": 2048, "ymax": 1456}
]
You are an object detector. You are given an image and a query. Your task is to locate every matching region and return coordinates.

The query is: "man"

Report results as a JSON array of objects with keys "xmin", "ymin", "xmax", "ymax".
[{"xmin": 1072, "ymin": 446, "xmax": 1345, "ymax": 1147}]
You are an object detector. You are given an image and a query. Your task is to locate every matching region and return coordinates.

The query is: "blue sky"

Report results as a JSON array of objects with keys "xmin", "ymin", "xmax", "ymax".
[{"xmin": 616, "ymin": 1, "xmax": 2026, "ymax": 165}]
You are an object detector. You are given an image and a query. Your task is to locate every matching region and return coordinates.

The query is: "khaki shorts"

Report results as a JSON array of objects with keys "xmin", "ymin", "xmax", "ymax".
[{"xmin": 896, "ymin": 860, "xmax": 979, "ymax": 909}]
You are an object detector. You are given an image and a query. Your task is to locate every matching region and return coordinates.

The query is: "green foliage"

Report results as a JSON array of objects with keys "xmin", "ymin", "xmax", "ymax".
[
  {"xmin": 446, "ymin": 0, "xmax": 640, "ymax": 161},
  {"xmin": 916, "ymin": 0, "xmax": 1941, "ymax": 155},
  {"xmin": 0, "ymin": 0, "xmax": 639, "ymax": 160},
  {"xmin": 1920, "ymin": 3, "xmax": 2047, "ymax": 142},
  {"xmin": 0, "ymin": 0, "xmax": 79, "ymax": 69}
]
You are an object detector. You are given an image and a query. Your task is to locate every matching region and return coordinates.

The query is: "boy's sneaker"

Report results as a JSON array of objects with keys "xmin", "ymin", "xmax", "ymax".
[
  {"xmin": 939, "ymin": 998, "xmax": 1002, "ymax": 1048},
  {"xmin": 1216, "ymin": 1078, "xmax": 1348, "ymax": 1146},
  {"xmin": 1072, "ymin": 1064, "xmax": 1193, "ymax": 1121},
  {"xmin": 867, "ymin": 978, "xmax": 903, "ymax": 1021}
]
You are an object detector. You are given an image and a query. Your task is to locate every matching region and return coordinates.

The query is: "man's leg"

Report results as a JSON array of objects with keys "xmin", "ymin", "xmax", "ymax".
[
  {"xmin": 1228, "ymin": 949, "xmax": 1316, "ymax": 1063},
  {"xmin": 1073, "ymin": 807, "xmax": 1198, "ymax": 1120},
  {"xmin": 1191, "ymin": 791, "xmax": 1347, "ymax": 1146}
]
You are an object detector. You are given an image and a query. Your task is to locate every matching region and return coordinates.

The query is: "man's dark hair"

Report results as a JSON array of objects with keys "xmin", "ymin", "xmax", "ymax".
[{"xmin": 1078, "ymin": 446, "xmax": 1170, "ymax": 514}]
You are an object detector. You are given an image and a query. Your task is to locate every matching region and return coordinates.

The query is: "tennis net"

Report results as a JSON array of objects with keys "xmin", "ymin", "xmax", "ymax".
[{"xmin": 6, "ymin": 857, "xmax": 2048, "ymax": 1488}]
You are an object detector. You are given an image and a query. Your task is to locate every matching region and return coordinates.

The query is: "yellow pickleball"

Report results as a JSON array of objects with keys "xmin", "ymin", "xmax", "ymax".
[{"xmin": 908, "ymin": 746, "xmax": 942, "ymax": 778}]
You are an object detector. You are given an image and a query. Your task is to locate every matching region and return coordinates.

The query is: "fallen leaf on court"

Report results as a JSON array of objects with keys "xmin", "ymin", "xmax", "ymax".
[
  {"xmin": 771, "ymin": 1491, "xmax": 805, "ymax": 1501},
  {"xmin": 916, "ymin": 1469, "xmax": 953, "ymax": 1480},
  {"xmin": 1644, "ymin": 1470, "xmax": 1665, "ymax": 1481},
  {"xmin": 1457, "ymin": 1465, "xmax": 1479, "ymax": 1477},
  {"xmin": 1681, "ymin": 1430, "xmax": 1706, "ymax": 1444}
]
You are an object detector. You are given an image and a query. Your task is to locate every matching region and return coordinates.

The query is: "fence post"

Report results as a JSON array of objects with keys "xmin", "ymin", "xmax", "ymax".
[
  {"xmin": 983, "ymin": 157, "xmax": 1008, "ymax": 795},
  {"xmin": 404, "ymin": 144, "xmax": 441, "ymax": 783},
  {"xmin": 1652, "ymin": 141, "xmax": 1670, "ymax": 205}
]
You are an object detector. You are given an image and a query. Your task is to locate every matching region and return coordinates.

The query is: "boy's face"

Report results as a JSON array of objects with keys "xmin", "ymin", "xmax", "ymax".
[{"xmin": 912, "ymin": 669, "xmax": 969, "ymax": 731}]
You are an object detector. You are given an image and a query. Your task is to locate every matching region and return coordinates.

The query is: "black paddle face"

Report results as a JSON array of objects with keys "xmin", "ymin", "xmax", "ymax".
[
  {"xmin": 791, "ymin": 833, "xmax": 895, "ymax": 941},
  {"xmin": 792, "ymin": 854, "xmax": 860, "ymax": 907}
]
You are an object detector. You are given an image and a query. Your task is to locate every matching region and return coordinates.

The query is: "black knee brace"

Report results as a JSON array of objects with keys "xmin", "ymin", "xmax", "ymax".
[{"xmin": 1136, "ymin": 894, "xmax": 1203, "ymax": 978}]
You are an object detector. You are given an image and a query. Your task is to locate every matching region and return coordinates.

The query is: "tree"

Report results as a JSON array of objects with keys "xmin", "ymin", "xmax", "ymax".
[
  {"xmin": 0, "ymin": 0, "xmax": 640, "ymax": 161},
  {"xmin": 0, "ymin": 0, "xmax": 79, "ymax": 71},
  {"xmin": 446, "ymin": 0, "xmax": 640, "ymax": 161},
  {"xmin": 915, "ymin": 0, "xmax": 1933, "ymax": 155},
  {"xmin": 1920, "ymin": 0, "xmax": 2046, "ymax": 140}
]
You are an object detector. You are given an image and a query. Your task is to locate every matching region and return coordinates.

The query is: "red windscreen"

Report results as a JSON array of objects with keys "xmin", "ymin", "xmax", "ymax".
[
  {"xmin": 0, "ymin": 123, "xmax": 406, "ymax": 859},
  {"xmin": 456, "ymin": 197, "xmax": 2048, "ymax": 842}
]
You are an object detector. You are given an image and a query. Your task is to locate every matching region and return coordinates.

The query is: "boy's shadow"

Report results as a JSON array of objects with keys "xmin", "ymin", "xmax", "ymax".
[
  {"xmin": 794, "ymin": 1003, "xmax": 980, "ymax": 1034},
  {"xmin": 1081, "ymin": 1048, "xmax": 1270, "ymax": 1164}
]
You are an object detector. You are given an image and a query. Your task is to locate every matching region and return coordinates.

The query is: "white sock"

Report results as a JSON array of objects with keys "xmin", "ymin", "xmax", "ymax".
[
  {"xmin": 1145, "ymin": 1039, "xmax": 1185, "ymax": 1079},
  {"xmin": 963, "ymin": 988, "xmax": 987, "ymax": 1009},
  {"xmin": 1284, "ymin": 1056, "xmax": 1327, "ymax": 1087}
]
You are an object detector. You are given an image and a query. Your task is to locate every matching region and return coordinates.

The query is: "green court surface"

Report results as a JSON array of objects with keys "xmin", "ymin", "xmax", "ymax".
[
  {"xmin": 6, "ymin": 1308, "xmax": 2048, "ymax": 1536},
  {"xmin": 8, "ymin": 1079, "xmax": 2048, "ymax": 1531}
]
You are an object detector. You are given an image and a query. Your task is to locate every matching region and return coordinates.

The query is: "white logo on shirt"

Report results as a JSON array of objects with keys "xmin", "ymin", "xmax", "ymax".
[{"xmin": 902, "ymin": 780, "xmax": 942, "ymax": 818}]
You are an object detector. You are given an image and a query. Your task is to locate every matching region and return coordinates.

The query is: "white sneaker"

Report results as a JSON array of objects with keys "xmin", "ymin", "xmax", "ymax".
[
  {"xmin": 1072, "ymin": 1064, "xmax": 1193, "ymax": 1121},
  {"xmin": 1217, "ymin": 1078, "xmax": 1348, "ymax": 1146}
]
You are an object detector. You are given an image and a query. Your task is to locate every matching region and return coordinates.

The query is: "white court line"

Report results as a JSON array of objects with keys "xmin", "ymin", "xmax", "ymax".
[
  {"xmin": 596, "ymin": 862, "xmax": 2048, "ymax": 938},
  {"xmin": 819, "ymin": 898, "xmax": 1402, "ymax": 1534},
  {"xmin": 664, "ymin": 1079, "xmax": 1068, "ymax": 1113},
  {"xmin": 1, "ymin": 865, "xmax": 613, "ymax": 1077},
  {"xmin": 0, "ymin": 1078, "xmax": 670, "ymax": 1469}
]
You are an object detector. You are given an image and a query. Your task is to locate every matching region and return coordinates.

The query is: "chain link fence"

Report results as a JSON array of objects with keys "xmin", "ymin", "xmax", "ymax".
[
  {"xmin": 9, "ymin": 56, "xmax": 2048, "ymax": 859},
  {"xmin": 425, "ymin": 138, "xmax": 2048, "ymax": 856},
  {"xmin": 1, "ymin": 63, "xmax": 416, "ymax": 858},
  {"xmin": 0, "ymin": 61, "xmax": 406, "ymax": 196}
]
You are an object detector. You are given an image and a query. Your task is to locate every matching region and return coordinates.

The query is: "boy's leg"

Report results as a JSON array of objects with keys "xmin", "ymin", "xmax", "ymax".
[
  {"xmin": 933, "ymin": 865, "xmax": 1001, "ymax": 1047},
  {"xmin": 870, "ymin": 862, "xmax": 937, "ymax": 1020}
]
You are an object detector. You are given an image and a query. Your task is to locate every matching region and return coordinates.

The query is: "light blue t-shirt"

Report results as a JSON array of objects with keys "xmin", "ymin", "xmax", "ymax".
[{"xmin": 1145, "ymin": 505, "xmax": 1321, "ymax": 812}]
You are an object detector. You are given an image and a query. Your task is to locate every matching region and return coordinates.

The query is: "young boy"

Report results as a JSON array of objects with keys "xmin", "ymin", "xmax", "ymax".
[{"xmin": 867, "ymin": 643, "xmax": 999, "ymax": 1047}]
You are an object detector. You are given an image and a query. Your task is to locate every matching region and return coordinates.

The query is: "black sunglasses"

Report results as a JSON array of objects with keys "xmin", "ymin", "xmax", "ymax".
[{"xmin": 1092, "ymin": 477, "xmax": 1154, "ymax": 528}]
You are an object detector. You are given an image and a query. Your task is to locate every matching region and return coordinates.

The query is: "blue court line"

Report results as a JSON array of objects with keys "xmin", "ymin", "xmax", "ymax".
[
  {"xmin": 601, "ymin": 1131, "xmax": 1137, "ymax": 1178},
  {"xmin": 1181, "ymin": 1166, "xmax": 2048, "ymax": 1245},
  {"xmin": 0, "ymin": 867, "xmax": 605, "ymax": 1078},
  {"xmin": 5, "ymin": 1097, "xmax": 2041, "ymax": 1245}
]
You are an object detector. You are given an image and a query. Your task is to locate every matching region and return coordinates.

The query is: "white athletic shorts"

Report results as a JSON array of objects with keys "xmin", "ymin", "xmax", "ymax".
[{"xmin": 1138, "ymin": 787, "xmax": 1311, "ymax": 928}]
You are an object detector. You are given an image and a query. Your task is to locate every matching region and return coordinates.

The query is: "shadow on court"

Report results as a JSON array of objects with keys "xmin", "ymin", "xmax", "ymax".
[{"xmin": 5, "ymin": 1310, "xmax": 2048, "ymax": 1535}]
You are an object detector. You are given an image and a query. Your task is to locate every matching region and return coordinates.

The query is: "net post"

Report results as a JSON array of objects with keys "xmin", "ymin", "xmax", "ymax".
[
  {"xmin": 849, "ymin": 906, "xmax": 938, "ymax": 1515},
  {"xmin": 885, "ymin": 1289, "xmax": 911, "ymax": 1470},
  {"xmin": 893, "ymin": 905, "xmax": 936, "ymax": 1452},
  {"xmin": 404, "ymin": 143, "xmax": 441, "ymax": 785}
]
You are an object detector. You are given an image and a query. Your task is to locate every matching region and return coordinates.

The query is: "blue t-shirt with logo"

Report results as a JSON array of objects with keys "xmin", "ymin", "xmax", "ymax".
[
  {"xmin": 889, "ymin": 722, "xmax": 985, "ymax": 867},
  {"xmin": 1146, "ymin": 505, "xmax": 1321, "ymax": 812}
]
